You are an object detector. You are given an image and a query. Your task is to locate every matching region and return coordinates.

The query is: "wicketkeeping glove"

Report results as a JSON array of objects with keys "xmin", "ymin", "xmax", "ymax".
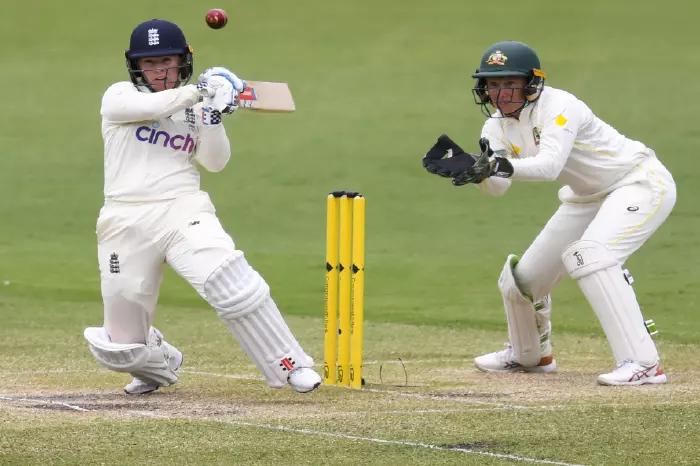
[
  {"xmin": 422, "ymin": 134, "xmax": 476, "ymax": 178},
  {"xmin": 452, "ymin": 137, "xmax": 514, "ymax": 185}
]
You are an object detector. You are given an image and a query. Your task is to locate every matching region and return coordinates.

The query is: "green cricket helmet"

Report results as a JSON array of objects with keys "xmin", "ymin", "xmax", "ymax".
[{"xmin": 472, "ymin": 41, "xmax": 546, "ymax": 115}]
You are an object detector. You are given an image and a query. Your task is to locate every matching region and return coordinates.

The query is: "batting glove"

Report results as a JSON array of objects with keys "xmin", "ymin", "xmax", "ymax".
[
  {"xmin": 200, "ymin": 107, "xmax": 223, "ymax": 125},
  {"xmin": 197, "ymin": 67, "xmax": 247, "ymax": 114},
  {"xmin": 197, "ymin": 66, "xmax": 246, "ymax": 113},
  {"xmin": 199, "ymin": 66, "xmax": 247, "ymax": 93},
  {"xmin": 197, "ymin": 75, "xmax": 239, "ymax": 114}
]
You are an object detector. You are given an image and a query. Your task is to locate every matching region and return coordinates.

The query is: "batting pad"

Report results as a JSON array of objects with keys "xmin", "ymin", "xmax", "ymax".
[
  {"xmin": 204, "ymin": 254, "xmax": 314, "ymax": 388},
  {"xmin": 84, "ymin": 327, "xmax": 179, "ymax": 386},
  {"xmin": 562, "ymin": 240, "xmax": 658, "ymax": 364},
  {"xmin": 498, "ymin": 254, "xmax": 543, "ymax": 367}
]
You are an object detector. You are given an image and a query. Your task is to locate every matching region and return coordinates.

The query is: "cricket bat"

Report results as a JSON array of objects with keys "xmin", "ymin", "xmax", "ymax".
[{"xmin": 238, "ymin": 81, "xmax": 295, "ymax": 112}]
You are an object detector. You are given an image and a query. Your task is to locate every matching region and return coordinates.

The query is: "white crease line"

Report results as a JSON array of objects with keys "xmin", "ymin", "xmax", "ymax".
[
  {"xmin": 362, "ymin": 386, "xmax": 533, "ymax": 408},
  {"xmin": 289, "ymin": 406, "xmax": 565, "ymax": 418},
  {"xmin": 0, "ymin": 358, "xmax": 464, "ymax": 376},
  {"xmin": 220, "ymin": 420, "xmax": 584, "ymax": 466},
  {"xmin": 181, "ymin": 369, "xmax": 261, "ymax": 381},
  {"xmin": 0, "ymin": 395, "xmax": 90, "ymax": 412},
  {"xmin": 0, "ymin": 369, "xmax": 102, "ymax": 375},
  {"xmin": 5, "ymin": 367, "xmax": 693, "ymax": 413},
  {"xmin": 263, "ymin": 408, "xmax": 469, "ymax": 419},
  {"xmin": 177, "ymin": 369, "xmax": 520, "ymax": 408},
  {"xmin": 0, "ymin": 394, "xmax": 582, "ymax": 465},
  {"xmin": 4, "ymin": 366, "xmax": 691, "ymax": 413},
  {"xmin": 178, "ymin": 370, "xmax": 536, "ymax": 410},
  {"xmin": 363, "ymin": 359, "xmax": 469, "ymax": 365},
  {"xmin": 126, "ymin": 410, "xmax": 162, "ymax": 418}
]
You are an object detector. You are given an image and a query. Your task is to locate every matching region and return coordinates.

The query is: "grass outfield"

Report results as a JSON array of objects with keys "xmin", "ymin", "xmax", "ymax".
[{"xmin": 1, "ymin": 0, "xmax": 699, "ymax": 464}]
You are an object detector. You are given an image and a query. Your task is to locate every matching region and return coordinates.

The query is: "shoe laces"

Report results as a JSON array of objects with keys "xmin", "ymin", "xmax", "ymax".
[
  {"xmin": 498, "ymin": 343, "xmax": 515, "ymax": 360},
  {"xmin": 616, "ymin": 359, "xmax": 634, "ymax": 369}
]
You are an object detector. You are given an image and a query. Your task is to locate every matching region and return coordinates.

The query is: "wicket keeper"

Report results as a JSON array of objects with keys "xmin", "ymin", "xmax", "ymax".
[{"xmin": 423, "ymin": 41, "xmax": 676, "ymax": 385}]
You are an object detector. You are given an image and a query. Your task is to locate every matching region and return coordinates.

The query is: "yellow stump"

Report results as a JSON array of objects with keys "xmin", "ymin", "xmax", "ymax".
[
  {"xmin": 323, "ymin": 191, "xmax": 365, "ymax": 389},
  {"xmin": 323, "ymin": 194, "xmax": 340, "ymax": 385},
  {"xmin": 350, "ymin": 195, "xmax": 365, "ymax": 389},
  {"xmin": 337, "ymin": 194, "xmax": 353, "ymax": 387}
]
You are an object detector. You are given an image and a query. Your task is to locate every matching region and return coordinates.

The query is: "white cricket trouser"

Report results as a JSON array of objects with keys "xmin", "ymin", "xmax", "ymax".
[
  {"xmin": 513, "ymin": 155, "xmax": 676, "ymax": 300},
  {"xmin": 96, "ymin": 191, "xmax": 236, "ymax": 344}
]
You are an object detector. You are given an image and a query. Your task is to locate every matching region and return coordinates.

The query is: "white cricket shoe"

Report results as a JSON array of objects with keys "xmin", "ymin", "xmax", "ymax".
[
  {"xmin": 288, "ymin": 367, "xmax": 322, "ymax": 393},
  {"xmin": 474, "ymin": 344, "xmax": 556, "ymax": 374},
  {"xmin": 124, "ymin": 343, "xmax": 184, "ymax": 395},
  {"xmin": 597, "ymin": 360, "xmax": 667, "ymax": 386},
  {"xmin": 124, "ymin": 377, "xmax": 161, "ymax": 395}
]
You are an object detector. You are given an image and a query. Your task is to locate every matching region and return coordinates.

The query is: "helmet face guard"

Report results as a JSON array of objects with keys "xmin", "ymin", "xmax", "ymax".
[
  {"xmin": 125, "ymin": 19, "xmax": 193, "ymax": 92},
  {"xmin": 471, "ymin": 41, "xmax": 546, "ymax": 117}
]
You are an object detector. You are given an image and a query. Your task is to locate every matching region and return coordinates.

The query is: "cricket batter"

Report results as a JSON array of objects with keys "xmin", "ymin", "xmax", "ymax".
[
  {"xmin": 423, "ymin": 41, "xmax": 676, "ymax": 385},
  {"xmin": 83, "ymin": 19, "xmax": 321, "ymax": 394}
]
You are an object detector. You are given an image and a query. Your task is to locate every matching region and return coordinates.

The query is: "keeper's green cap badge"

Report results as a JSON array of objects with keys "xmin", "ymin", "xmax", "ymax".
[{"xmin": 486, "ymin": 50, "xmax": 508, "ymax": 66}]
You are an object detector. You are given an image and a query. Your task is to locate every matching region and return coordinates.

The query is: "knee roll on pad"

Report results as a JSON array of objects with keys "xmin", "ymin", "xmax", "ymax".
[
  {"xmin": 204, "ymin": 254, "xmax": 314, "ymax": 388},
  {"xmin": 562, "ymin": 240, "xmax": 658, "ymax": 363},
  {"xmin": 204, "ymin": 253, "xmax": 270, "ymax": 321},
  {"xmin": 84, "ymin": 327, "xmax": 178, "ymax": 386},
  {"xmin": 498, "ymin": 254, "xmax": 544, "ymax": 367}
]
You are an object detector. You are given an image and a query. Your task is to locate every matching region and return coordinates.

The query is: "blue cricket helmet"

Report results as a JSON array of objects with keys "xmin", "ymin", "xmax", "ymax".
[{"xmin": 125, "ymin": 19, "xmax": 194, "ymax": 91}]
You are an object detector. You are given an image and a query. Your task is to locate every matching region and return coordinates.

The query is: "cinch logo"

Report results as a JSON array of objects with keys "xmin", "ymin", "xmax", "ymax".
[{"xmin": 135, "ymin": 126, "xmax": 195, "ymax": 153}]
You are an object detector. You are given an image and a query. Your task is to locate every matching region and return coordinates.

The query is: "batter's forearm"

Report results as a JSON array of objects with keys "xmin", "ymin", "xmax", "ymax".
[
  {"xmin": 102, "ymin": 85, "xmax": 201, "ymax": 123},
  {"xmin": 194, "ymin": 125, "xmax": 231, "ymax": 172}
]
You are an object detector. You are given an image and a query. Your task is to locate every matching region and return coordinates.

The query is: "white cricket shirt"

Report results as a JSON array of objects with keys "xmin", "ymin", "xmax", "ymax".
[
  {"xmin": 100, "ymin": 82, "xmax": 231, "ymax": 202},
  {"xmin": 479, "ymin": 86, "xmax": 653, "ymax": 198}
]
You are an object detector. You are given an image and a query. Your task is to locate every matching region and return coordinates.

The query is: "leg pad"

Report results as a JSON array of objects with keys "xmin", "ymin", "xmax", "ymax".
[
  {"xmin": 562, "ymin": 240, "xmax": 658, "ymax": 364},
  {"xmin": 84, "ymin": 327, "xmax": 179, "ymax": 386},
  {"xmin": 498, "ymin": 255, "xmax": 545, "ymax": 367},
  {"xmin": 204, "ymin": 254, "xmax": 314, "ymax": 388}
]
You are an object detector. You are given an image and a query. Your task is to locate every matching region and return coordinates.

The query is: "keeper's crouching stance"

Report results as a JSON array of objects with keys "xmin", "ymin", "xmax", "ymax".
[
  {"xmin": 424, "ymin": 40, "xmax": 676, "ymax": 385},
  {"xmin": 84, "ymin": 19, "xmax": 320, "ymax": 395}
]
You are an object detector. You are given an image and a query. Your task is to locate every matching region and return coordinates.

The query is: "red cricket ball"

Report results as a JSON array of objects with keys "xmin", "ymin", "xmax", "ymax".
[{"xmin": 205, "ymin": 8, "xmax": 228, "ymax": 29}]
